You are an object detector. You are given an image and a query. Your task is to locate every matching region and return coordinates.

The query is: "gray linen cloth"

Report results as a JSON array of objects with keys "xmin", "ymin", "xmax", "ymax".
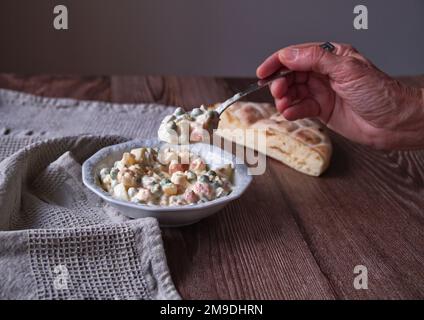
[{"xmin": 0, "ymin": 89, "xmax": 180, "ymax": 299}]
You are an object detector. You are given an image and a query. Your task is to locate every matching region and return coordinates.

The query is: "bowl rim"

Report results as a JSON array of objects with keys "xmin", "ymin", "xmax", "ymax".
[{"xmin": 82, "ymin": 138, "xmax": 253, "ymax": 213}]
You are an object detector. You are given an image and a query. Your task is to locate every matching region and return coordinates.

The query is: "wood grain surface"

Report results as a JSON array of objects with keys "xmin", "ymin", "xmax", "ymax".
[{"xmin": 1, "ymin": 73, "xmax": 423, "ymax": 299}]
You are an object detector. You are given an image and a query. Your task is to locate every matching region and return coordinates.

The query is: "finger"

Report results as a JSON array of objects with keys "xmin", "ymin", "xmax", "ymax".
[
  {"xmin": 256, "ymin": 52, "xmax": 282, "ymax": 78},
  {"xmin": 275, "ymin": 96, "xmax": 291, "ymax": 113},
  {"xmin": 282, "ymin": 98, "xmax": 321, "ymax": 120},
  {"xmin": 270, "ymin": 78, "xmax": 289, "ymax": 99},
  {"xmin": 278, "ymin": 45, "xmax": 367, "ymax": 82},
  {"xmin": 259, "ymin": 42, "xmax": 367, "ymax": 79},
  {"xmin": 275, "ymin": 86, "xmax": 298, "ymax": 112},
  {"xmin": 282, "ymin": 42, "xmax": 359, "ymax": 57},
  {"xmin": 278, "ymin": 45, "xmax": 342, "ymax": 74}
]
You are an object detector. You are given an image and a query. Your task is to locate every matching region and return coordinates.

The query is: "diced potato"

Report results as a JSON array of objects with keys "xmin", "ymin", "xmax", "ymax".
[
  {"xmin": 135, "ymin": 188, "xmax": 152, "ymax": 202},
  {"xmin": 130, "ymin": 148, "xmax": 146, "ymax": 162},
  {"xmin": 118, "ymin": 170, "xmax": 137, "ymax": 187},
  {"xmin": 157, "ymin": 149, "xmax": 178, "ymax": 165},
  {"xmin": 142, "ymin": 175, "xmax": 156, "ymax": 188},
  {"xmin": 101, "ymin": 175, "xmax": 112, "ymax": 186},
  {"xmin": 128, "ymin": 164, "xmax": 142, "ymax": 173},
  {"xmin": 189, "ymin": 158, "xmax": 206, "ymax": 173},
  {"xmin": 113, "ymin": 183, "xmax": 129, "ymax": 201},
  {"xmin": 162, "ymin": 183, "xmax": 178, "ymax": 196},
  {"xmin": 121, "ymin": 152, "xmax": 136, "ymax": 166},
  {"xmin": 100, "ymin": 168, "xmax": 110, "ymax": 179},
  {"xmin": 171, "ymin": 171, "xmax": 187, "ymax": 186},
  {"xmin": 115, "ymin": 161, "xmax": 125, "ymax": 170}
]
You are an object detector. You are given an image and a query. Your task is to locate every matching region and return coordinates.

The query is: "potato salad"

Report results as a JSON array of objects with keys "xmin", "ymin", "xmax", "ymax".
[
  {"xmin": 99, "ymin": 147, "xmax": 233, "ymax": 206},
  {"xmin": 158, "ymin": 106, "xmax": 219, "ymax": 144}
]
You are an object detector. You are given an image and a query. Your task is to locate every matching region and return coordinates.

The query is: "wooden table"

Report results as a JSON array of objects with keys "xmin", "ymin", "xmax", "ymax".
[{"xmin": 1, "ymin": 73, "xmax": 423, "ymax": 299}]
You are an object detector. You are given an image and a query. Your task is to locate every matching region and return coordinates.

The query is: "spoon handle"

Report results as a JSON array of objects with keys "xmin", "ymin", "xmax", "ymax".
[{"xmin": 216, "ymin": 69, "xmax": 292, "ymax": 115}]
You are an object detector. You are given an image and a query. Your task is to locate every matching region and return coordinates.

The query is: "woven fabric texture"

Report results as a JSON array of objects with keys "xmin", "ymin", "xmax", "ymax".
[{"xmin": 0, "ymin": 89, "xmax": 180, "ymax": 300}]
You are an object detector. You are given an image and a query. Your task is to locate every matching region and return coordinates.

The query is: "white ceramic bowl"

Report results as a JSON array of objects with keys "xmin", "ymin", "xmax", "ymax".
[{"xmin": 82, "ymin": 139, "xmax": 252, "ymax": 227}]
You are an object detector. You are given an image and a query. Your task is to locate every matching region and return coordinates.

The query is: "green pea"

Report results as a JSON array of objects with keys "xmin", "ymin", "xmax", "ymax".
[
  {"xmin": 160, "ymin": 178, "xmax": 171, "ymax": 186},
  {"xmin": 191, "ymin": 108, "xmax": 203, "ymax": 117},
  {"xmin": 199, "ymin": 175, "xmax": 210, "ymax": 183},
  {"xmin": 174, "ymin": 107, "xmax": 185, "ymax": 116},
  {"xmin": 212, "ymin": 181, "xmax": 221, "ymax": 189},
  {"xmin": 207, "ymin": 170, "xmax": 216, "ymax": 177},
  {"xmin": 100, "ymin": 168, "xmax": 110, "ymax": 177},
  {"xmin": 186, "ymin": 170, "xmax": 197, "ymax": 181},
  {"xmin": 110, "ymin": 168, "xmax": 119, "ymax": 180},
  {"xmin": 150, "ymin": 183, "xmax": 161, "ymax": 194},
  {"xmin": 166, "ymin": 121, "xmax": 177, "ymax": 131}
]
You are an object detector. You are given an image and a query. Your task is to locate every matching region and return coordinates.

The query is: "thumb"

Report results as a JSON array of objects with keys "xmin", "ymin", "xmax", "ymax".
[{"xmin": 279, "ymin": 45, "xmax": 353, "ymax": 80}]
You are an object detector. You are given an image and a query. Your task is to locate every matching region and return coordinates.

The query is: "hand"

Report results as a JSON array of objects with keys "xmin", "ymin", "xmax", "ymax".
[{"xmin": 256, "ymin": 42, "xmax": 424, "ymax": 150}]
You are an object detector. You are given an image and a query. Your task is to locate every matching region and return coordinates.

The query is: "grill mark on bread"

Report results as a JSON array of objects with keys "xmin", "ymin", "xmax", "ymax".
[
  {"xmin": 270, "ymin": 146, "xmax": 289, "ymax": 155},
  {"xmin": 295, "ymin": 130, "xmax": 321, "ymax": 145}
]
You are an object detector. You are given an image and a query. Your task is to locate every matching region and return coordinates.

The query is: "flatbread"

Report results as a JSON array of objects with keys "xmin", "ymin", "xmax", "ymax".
[{"xmin": 214, "ymin": 102, "xmax": 332, "ymax": 176}]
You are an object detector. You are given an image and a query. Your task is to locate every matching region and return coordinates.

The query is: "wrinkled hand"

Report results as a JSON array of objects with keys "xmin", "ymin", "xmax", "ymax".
[{"xmin": 257, "ymin": 42, "xmax": 424, "ymax": 150}]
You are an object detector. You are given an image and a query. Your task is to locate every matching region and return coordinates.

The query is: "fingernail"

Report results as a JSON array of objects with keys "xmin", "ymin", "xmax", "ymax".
[{"xmin": 281, "ymin": 48, "xmax": 299, "ymax": 61}]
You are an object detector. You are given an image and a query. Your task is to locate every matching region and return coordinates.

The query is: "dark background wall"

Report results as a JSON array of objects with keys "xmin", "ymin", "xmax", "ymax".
[{"xmin": 0, "ymin": 0, "xmax": 423, "ymax": 76}]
